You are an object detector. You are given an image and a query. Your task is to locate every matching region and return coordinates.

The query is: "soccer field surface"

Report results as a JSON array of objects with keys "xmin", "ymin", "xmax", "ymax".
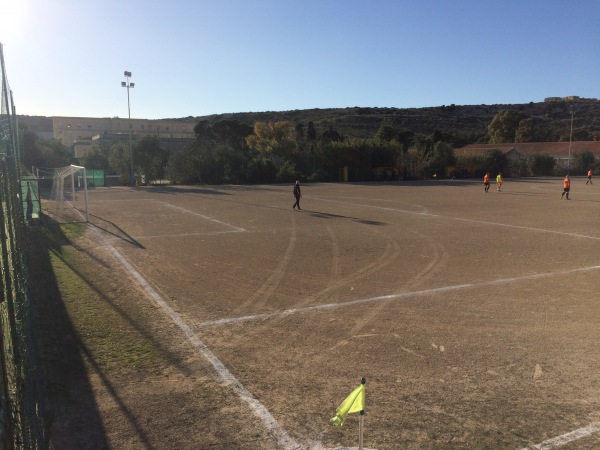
[{"xmin": 84, "ymin": 178, "xmax": 600, "ymax": 449}]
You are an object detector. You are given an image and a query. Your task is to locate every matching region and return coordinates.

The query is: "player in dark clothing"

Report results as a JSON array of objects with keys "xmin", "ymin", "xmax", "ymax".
[
  {"xmin": 26, "ymin": 186, "xmax": 33, "ymax": 223},
  {"xmin": 292, "ymin": 180, "xmax": 302, "ymax": 210}
]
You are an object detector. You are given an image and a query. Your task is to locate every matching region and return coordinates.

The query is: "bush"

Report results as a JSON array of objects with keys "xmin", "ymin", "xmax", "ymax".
[
  {"xmin": 276, "ymin": 160, "xmax": 297, "ymax": 183},
  {"xmin": 246, "ymin": 157, "xmax": 277, "ymax": 184}
]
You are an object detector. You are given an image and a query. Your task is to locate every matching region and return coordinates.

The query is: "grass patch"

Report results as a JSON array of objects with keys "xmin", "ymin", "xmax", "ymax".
[{"xmin": 28, "ymin": 220, "xmax": 162, "ymax": 377}]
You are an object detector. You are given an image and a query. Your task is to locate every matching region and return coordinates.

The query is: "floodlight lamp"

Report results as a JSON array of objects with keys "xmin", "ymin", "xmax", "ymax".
[
  {"xmin": 121, "ymin": 82, "xmax": 126, "ymax": 87},
  {"xmin": 130, "ymin": 83, "xmax": 135, "ymax": 88},
  {"xmin": 124, "ymin": 71, "xmax": 132, "ymax": 77}
]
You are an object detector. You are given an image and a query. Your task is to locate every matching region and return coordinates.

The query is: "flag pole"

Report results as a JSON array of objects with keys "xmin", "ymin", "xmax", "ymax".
[
  {"xmin": 359, "ymin": 377, "xmax": 366, "ymax": 450},
  {"xmin": 359, "ymin": 411, "xmax": 364, "ymax": 450}
]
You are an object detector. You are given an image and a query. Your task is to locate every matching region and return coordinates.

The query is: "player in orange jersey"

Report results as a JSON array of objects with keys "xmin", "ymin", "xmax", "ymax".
[
  {"xmin": 561, "ymin": 174, "xmax": 570, "ymax": 199},
  {"xmin": 483, "ymin": 172, "xmax": 490, "ymax": 193}
]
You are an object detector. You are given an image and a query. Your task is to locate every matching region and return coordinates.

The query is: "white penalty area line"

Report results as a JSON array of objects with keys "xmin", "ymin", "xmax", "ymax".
[
  {"xmin": 88, "ymin": 225, "xmax": 301, "ymax": 450},
  {"xmin": 522, "ymin": 422, "xmax": 600, "ymax": 449},
  {"xmin": 157, "ymin": 200, "xmax": 246, "ymax": 233},
  {"xmin": 195, "ymin": 264, "xmax": 600, "ymax": 329},
  {"xmin": 127, "ymin": 230, "xmax": 243, "ymax": 240},
  {"xmin": 313, "ymin": 197, "xmax": 600, "ymax": 241}
]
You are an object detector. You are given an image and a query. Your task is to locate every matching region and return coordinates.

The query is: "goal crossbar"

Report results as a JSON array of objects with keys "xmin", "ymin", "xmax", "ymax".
[{"xmin": 49, "ymin": 164, "xmax": 89, "ymax": 223}]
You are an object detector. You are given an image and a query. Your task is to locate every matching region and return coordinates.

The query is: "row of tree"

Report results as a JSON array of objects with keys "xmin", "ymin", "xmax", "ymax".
[
  {"xmin": 486, "ymin": 108, "xmax": 595, "ymax": 144},
  {"xmin": 20, "ymin": 109, "xmax": 599, "ymax": 185}
]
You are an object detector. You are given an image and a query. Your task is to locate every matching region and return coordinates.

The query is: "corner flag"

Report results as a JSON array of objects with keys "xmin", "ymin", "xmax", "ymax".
[{"xmin": 330, "ymin": 380, "xmax": 365, "ymax": 427}]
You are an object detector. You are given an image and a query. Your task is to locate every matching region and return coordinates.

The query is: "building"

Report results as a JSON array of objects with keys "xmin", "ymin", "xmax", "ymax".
[
  {"xmin": 455, "ymin": 141, "xmax": 600, "ymax": 174},
  {"xmin": 53, "ymin": 116, "xmax": 197, "ymax": 158},
  {"xmin": 53, "ymin": 116, "xmax": 196, "ymax": 145}
]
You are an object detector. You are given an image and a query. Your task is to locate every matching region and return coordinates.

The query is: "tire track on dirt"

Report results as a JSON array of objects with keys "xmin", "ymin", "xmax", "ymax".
[
  {"xmin": 324, "ymin": 221, "xmax": 342, "ymax": 284},
  {"xmin": 272, "ymin": 219, "xmax": 401, "ymax": 324},
  {"xmin": 342, "ymin": 229, "xmax": 448, "ymax": 338},
  {"xmin": 309, "ymin": 228, "xmax": 398, "ymax": 303},
  {"xmin": 399, "ymin": 231, "xmax": 450, "ymax": 292},
  {"xmin": 237, "ymin": 210, "xmax": 399, "ymax": 320},
  {"xmin": 303, "ymin": 225, "xmax": 449, "ymax": 371},
  {"xmin": 235, "ymin": 212, "xmax": 297, "ymax": 312}
]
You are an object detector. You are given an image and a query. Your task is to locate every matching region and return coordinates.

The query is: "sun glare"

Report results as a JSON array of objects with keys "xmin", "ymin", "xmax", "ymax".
[{"xmin": 0, "ymin": 0, "xmax": 27, "ymax": 42}]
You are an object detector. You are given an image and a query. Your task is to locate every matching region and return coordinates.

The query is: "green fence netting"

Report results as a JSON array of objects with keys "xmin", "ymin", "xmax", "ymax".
[
  {"xmin": 0, "ymin": 42, "xmax": 46, "ymax": 449},
  {"xmin": 84, "ymin": 169, "xmax": 104, "ymax": 187}
]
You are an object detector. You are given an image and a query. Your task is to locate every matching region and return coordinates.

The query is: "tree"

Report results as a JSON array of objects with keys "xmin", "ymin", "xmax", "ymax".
[
  {"xmin": 573, "ymin": 150, "xmax": 595, "ymax": 175},
  {"xmin": 135, "ymin": 135, "xmax": 168, "ymax": 184},
  {"xmin": 245, "ymin": 156, "xmax": 277, "ymax": 183},
  {"xmin": 211, "ymin": 119, "xmax": 253, "ymax": 145},
  {"xmin": 375, "ymin": 119, "xmax": 397, "ymax": 142},
  {"xmin": 108, "ymin": 143, "xmax": 132, "ymax": 184},
  {"xmin": 193, "ymin": 120, "xmax": 216, "ymax": 141},
  {"xmin": 212, "ymin": 142, "xmax": 244, "ymax": 183},
  {"xmin": 319, "ymin": 139, "xmax": 377, "ymax": 182},
  {"xmin": 245, "ymin": 121, "xmax": 296, "ymax": 159},
  {"xmin": 527, "ymin": 153, "xmax": 555, "ymax": 176},
  {"xmin": 487, "ymin": 110, "xmax": 527, "ymax": 143},
  {"xmin": 318, "ymin": 127, "xmax": 343, "ymax": 144},
  {"xmin": 431, "ymin": 141, "xmax": 456, "ymax": 173},
  {"xmin": 295, "ymin": 123, "xmax": 305, "ymax": 141},
  {"xmin": 515, "ymin": 118, "xmax": 540, "ymax": 143},
  {"xmin": 307, "ymin": 121, "xmax": 317, "ymax": 142},
  {"xmin": 166, "ymin": 145, "xmax": 201, "ymax": 184},
  {"xmin": 370, "ymin": 145, "xmax": 396, "ymax": 168},
  {"xmin": 22, "ymin": 130, "xmax": 74, "ymax": 169},
  {"xmin": 482, "ymin": 149, "xmax": 508, "ymax": 175},
  {"xmin": 81, "ymin": 145, "xmax": 110, "ymax": 170},
  {"xmin": 407, "ymin": 140, "xmax": 435, "ymax": 178},
  {"xmin": 397, "ymin": 130, "xmax": 414, "ymax": 150}
]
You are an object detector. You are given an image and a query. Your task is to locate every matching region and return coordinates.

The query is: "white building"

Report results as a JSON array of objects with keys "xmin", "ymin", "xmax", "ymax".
[{"xmin": 53, "ymin": 116, "xmax": 196, "ymax": 146}]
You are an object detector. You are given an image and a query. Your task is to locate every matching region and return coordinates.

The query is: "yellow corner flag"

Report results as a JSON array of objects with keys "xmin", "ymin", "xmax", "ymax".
[{"xmin": 330, "ymin": 381, "xmax": 365, "ymax": 427}]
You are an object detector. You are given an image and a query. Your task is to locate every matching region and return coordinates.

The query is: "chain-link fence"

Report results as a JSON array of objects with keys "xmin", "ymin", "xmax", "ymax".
[{"xmin": 0, "ymin": 42, "xmax": 46, "ymax": 449}]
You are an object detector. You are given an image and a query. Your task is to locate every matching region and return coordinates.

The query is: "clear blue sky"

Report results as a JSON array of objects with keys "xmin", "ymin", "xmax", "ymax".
[{"xmin": 1, "ymin": 0, "xmax": 599, "ymax": 120}]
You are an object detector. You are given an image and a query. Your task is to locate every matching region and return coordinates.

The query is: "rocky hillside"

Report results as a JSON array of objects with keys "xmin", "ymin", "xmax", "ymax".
[
  {"xmin": 20, "ymin": 98, "xmax": 600, "ymax": 144},
  {"xmin": 192, "ymin": 99, "xmax": 600, "ymax": 142}
]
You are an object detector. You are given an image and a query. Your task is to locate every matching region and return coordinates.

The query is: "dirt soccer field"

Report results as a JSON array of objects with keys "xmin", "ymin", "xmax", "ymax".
[{"xmin": 63, "ymin": 177, "xmax": 600, "ymax": 449}]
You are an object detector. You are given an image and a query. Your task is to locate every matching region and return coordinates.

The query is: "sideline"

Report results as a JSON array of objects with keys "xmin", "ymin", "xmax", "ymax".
[
  {"xmin": 195, "ymin": 264, "xmax": 600, "ymax": 329},
  {"xmin": 313, "ymin": 196, "xmax": 600, "ymax": 241},
  {"xmin": 88, "ymin": 225, "xmax": 302, "ymax": 450}
]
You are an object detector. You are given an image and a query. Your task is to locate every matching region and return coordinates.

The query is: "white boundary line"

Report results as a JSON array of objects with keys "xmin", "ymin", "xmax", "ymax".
[
  {"xmin": 128, "ymin": 230, "xmax": 241, "ymax": 240},
  {"xmin": 86, "ymin": 191, "xmax": 600, "ymax": 450},
  {"xmin": 521, "ymin": 423, "xmax": 600, "ymax": 449},
  {"xmin": 157, "ymin": 200, "xmax": 247, "ymax": 233},
  {"xmin": 195, "ymin": 264, "xmax": 600, "ymax": 329},
  {"xmin": 313, "ymin": 196, "xmax": 600, "ymax": 241},
  {"xmin": 88, "ymin": 225, "xmax": 301, "ymax": 450}
]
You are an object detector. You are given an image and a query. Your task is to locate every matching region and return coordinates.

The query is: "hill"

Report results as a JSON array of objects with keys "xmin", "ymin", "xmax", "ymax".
[
  {"xmin": 20, "ymin": 98, "xmax": 600, "ymax": 145},
  {"xmin": 190, "ymin": 99, "xmax": 600, "ymax": 143}
]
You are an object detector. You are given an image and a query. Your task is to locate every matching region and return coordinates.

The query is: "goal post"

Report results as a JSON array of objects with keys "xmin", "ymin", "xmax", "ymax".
[{"xmin": 47, "ymin": 164, "xmax": 89, "ymax": 223}]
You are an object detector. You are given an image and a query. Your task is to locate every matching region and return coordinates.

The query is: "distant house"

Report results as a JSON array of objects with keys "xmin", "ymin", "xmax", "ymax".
[{"xmin": 455, "ymin": 141, "xmax": 600, "ymax": 175}]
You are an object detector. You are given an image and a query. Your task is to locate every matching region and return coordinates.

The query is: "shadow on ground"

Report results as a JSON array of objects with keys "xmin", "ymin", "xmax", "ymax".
[{"xmin": 27, "ymin": 218, "xmax": 109, "ymax": 449}]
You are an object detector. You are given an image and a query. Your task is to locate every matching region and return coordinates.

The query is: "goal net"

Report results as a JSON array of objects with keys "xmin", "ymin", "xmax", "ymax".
[{"xmin": 45, "ymin": 164, "xmax": 90, "ymax": 223}]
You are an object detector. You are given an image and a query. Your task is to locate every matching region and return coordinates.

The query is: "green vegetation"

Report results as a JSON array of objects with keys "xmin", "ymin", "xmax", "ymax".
[
  {"xmin": 20, "ymin": 99, "xmax": 600, "ymax": 183},
  {"xmin": 28, "ymin": 222, "xmax": 161, "ymax": 375}
]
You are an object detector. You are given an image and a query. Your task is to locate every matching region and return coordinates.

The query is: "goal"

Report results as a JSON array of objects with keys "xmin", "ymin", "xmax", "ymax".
[{"xmin": 46, "ymin": 164, "xmax": 90, "ymax": 223}]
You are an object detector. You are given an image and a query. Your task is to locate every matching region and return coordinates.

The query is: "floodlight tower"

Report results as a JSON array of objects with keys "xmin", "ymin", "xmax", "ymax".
[
  {"xmin": 568, "ymin": 107, "xmax": 574, "ymax": 175},
  {"xmin": 121, "ymin": 71, "xmax": 135, "ymax": 187}
]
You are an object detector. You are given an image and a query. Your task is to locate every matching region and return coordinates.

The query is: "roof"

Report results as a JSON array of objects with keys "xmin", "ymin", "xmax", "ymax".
[{"xmin": 455, "ymin": 141, "xmax": 600, "ymax": 157}]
